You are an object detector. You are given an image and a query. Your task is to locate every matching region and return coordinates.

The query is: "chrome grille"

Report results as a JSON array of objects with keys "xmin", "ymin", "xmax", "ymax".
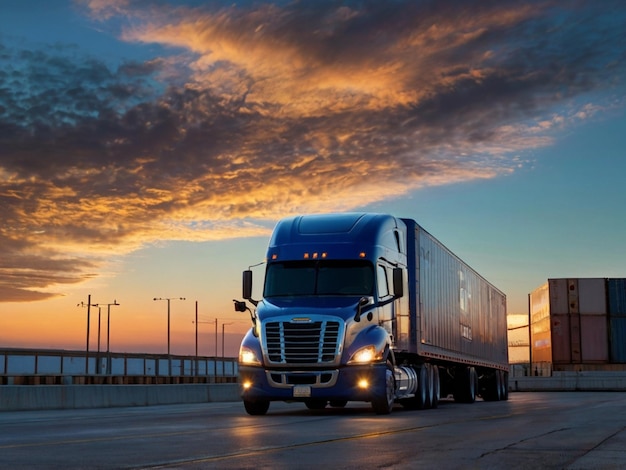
[{"xmin": 265, "ymin": 320, "xmax": 341, "ymax": 364}]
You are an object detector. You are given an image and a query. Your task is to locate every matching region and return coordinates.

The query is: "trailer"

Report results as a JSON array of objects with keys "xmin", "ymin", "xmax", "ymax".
[{"xmin": 235, "ymin": 213, "xmax": 508, "ymax": 415}]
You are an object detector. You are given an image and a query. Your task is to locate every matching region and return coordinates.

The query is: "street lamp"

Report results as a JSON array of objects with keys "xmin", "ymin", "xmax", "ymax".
[{"xmin": 154, "ymin": 297, "xmax": 185, "ymax": 375}]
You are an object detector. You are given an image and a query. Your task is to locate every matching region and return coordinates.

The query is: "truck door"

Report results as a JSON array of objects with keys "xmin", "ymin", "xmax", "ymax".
[{"xmin": 376, "ymin": 260, "xmax": 409, "ymax": 344}]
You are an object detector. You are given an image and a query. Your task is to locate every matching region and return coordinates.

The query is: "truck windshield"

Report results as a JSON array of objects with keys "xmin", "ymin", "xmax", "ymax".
[{"xmin": 264, "ymin": 260, "xmax": 374, "ymax": 297}]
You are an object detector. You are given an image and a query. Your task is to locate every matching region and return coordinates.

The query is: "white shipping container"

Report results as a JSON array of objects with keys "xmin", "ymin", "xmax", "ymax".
[
  {"xmin": 548, "ymin": 279, "xmax": 569, "ymax": 315},
  {"xmin": 578, "ymin": 278, "xmax": 607, "ymax": 314}
]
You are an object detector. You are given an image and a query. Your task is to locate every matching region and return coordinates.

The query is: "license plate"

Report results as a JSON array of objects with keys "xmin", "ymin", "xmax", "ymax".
[{"xmin": 293, "ymin": 385, "xmax": 311, "ymax": 397}]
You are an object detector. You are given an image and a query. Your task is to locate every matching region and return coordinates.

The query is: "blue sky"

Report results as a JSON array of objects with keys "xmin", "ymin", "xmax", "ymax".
[{"xmin": 1, "ymin": 0, "xmax": 625, "ymax": 355}]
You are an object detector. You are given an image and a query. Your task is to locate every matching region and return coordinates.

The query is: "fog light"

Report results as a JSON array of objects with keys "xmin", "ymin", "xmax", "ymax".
[{"xmin": 358, "ymin": 379, "xmax": 369, "ymax": 389}]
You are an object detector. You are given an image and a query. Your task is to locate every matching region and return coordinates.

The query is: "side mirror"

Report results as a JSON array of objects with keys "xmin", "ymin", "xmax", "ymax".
[
  {"xmin": 243, "ymin": 270, "xmax": 253, "ymax": 300},
  {"xmin": 393, "ymin": 268, "xmax": 404, "ymax": 298},
  {"xmin": 354, "ymin": 296, "xmax": 374, "ymax": 322},
  {"xmin": 233, "ymin": 300, "xmax": 247, "ymax": 312}
]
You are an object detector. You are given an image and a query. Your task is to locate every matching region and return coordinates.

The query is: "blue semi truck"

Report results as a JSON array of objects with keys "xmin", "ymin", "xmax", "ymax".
[{"xmin": 234, "ymin": 213, "xmax": 509, "ymax": 415}]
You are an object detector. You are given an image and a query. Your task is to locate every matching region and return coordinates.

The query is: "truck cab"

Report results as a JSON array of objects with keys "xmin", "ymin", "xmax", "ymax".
[{"xmin": 236, "ymin": 213, "xmax": 407, "ymax": 414}]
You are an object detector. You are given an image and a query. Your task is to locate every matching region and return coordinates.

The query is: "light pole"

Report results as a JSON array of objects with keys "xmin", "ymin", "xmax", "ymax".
[
  {"xmin": 102, "ymin": 300, "xmax": 120, "ymax": 374},
  {"xmin": 77, "ymin": 295, "xmax": 98, "ymax": 375},
  {"xmin": 154, "ymin": 297, "xmax": 185, "ymax": 375}
]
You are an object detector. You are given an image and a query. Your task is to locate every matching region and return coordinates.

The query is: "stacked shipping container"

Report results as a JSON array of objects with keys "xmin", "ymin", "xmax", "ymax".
[
  {"xmin": 608, "ymin": 279, "xmax": 626, "ymax": 363},
  {"xmin": 529, "ymin": 278, "xmax": 626, "ymax": 372}
]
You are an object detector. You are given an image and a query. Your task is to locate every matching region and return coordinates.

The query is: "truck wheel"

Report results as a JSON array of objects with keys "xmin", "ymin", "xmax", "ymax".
[
  {"xmin": 431, "ymin": 365, "xmax": 440, "ymax": 409},
  {"xmin": 418, "ymin": 364, "xmax": 431, "ymax": 409},
  {"xmin": 481, "ymin": 370, "xmax": 502, "ymax": 402},
  {"xmin": 305, "ymin": 399, "xmax": 327, "ymax": 410},
  {"xmin": 501, "ymin": 371, "xmax": 509, "ymax": 400},
  {"xmin": 372, "ymin": 365, "xmax": 395, "ymax": 415},
  {"xmin": 454, "ymin": 366, "xmax": 476, "ymax": 404},
  {"xmin": 243, "ymin": 399, "xmax": 270, "ymax": 415}
]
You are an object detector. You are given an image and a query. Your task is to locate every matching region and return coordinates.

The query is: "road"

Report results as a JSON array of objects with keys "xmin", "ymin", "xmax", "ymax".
[{"xmin": 1, "ymin": 392, "xmax": 625, "ymax": 469}]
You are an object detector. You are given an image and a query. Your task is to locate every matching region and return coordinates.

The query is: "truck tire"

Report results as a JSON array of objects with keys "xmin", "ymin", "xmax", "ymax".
[
  {"xmin": 454, "ymin": 366, "xmax": 476, "ymax": 404},
  {"xmin": 243, "ymin": 399, "xmax": 270, "ymax": 415},
  {"xmin": 419, "ymin": 364, "xmax": 432, "ymax": 409},
  {"xmin": 305, "ymin": 399, "xmax": 327, "ymax": 410},
  {"xmin": 430, "ymin": 365, "xmax": 440, "ymax": 409},
  {"xmin": 481, "ymin": 369, "xmax": 502, "ymax": 402},
  {"xmin": 371, "ymin": 365, "xmax": 395, "ymax": 415},
  {"xmin": 501, "ymin": 371, "xmax": 509, "ymax": 400}
]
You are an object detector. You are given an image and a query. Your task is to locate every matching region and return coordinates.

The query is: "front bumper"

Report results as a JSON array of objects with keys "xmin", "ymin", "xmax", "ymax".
[{"xmin": 239, "ymin": 363, "xmax": 388, "ymax": 402}]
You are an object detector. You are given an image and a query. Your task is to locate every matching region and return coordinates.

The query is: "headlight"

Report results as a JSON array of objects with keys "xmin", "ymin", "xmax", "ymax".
[
  {"xmin": 348, "ymin": 345, "xmax": 382, "ymax": 364},
  {"xmin": 239, "ymin": 346, "xmax": 262, "ymax": 365}
]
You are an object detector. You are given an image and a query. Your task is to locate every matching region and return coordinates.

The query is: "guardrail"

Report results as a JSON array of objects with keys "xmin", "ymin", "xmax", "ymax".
[{"xmin": 0, "ymin": 348, "xmax": 238, "ymax": 385}]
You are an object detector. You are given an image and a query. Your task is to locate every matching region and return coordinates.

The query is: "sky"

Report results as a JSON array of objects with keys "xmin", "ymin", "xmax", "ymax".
[{"xmin": 1, "ymin": 0, "xmax": 625, "ymax": 358}]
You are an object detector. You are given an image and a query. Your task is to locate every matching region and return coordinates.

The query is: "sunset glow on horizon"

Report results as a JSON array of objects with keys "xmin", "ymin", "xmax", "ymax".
[{"xmin": 2, "ymin": 0, "xmax": 626, "ymax": 357}]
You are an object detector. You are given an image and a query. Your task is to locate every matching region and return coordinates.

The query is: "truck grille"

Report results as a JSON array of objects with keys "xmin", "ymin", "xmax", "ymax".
[{"xmin": 264, "ymin": 320, "xmax": 341, "ymax": 364}]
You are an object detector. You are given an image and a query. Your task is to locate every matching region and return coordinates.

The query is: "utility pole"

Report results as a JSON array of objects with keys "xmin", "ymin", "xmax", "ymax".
[
  {"xmin": 77, "ymin": 295, "xmax": 98, "ymax": 375},
  {"xmin": 103, "ymin": 300, "xmax": 120, "ymax": 374},
  {"xmin": 195, "ymin": 301, "xmax": 198, "ymax": 376},
  {"xmin": 154, "ymin": 297, "xmax": 185, "ymax": 376}
]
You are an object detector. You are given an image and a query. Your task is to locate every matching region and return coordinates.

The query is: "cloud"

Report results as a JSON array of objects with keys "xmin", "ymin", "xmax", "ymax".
[{"xmin": 1, "ymin": 0, "xmax": 626, "ymax": 300}]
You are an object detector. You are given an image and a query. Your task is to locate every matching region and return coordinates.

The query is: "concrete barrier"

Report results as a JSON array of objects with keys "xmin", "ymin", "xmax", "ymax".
[
  {"xmin": 4, "ymin": 371, "xmax": 626, "ymax": 411},
  {"xmin": 0, "ymin": 383, "xmax": 241, "ymax": 411},
  {"xmin": 511, "ymin": 371, "xmax": 626, "ymax": 392}
]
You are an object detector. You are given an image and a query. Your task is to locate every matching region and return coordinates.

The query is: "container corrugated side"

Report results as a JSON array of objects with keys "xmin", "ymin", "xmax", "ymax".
[
  {"xmin": 608, "ymin": 278, "xmax": 626, "ymax": 316},
  {"xmin": 407, "ymin": 222, "xmax": 508, "ymax": 368},
  {"xmin": 531, "ymin": 316, "xmax": 553, "ymax": 363},
  {"xmin": 580, "ymin": 314, "xmax": 609, "ymax": 363},
  {"xmin": 609, "ymin": 316, "xmax": 626, "ymax": 363},
  {"xmin": 548, "ymin": 279, "xmax": 569, "ymax": 314},
  {"xmin": 578, "ymin": 278, "xmax": 607, "ymax": 315},
  {"xmin": 549, "ymin": 314, "xmax": 572, "ymax": 364},
  {"xmin": 530, "ymin": 282, "xmax": 550, "ymax": 325}
]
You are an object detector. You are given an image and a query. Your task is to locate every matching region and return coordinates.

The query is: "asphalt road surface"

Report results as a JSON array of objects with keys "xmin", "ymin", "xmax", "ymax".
[{"xmin": 1, "ymin": 392, "xmax": 625, "ymax": 469}]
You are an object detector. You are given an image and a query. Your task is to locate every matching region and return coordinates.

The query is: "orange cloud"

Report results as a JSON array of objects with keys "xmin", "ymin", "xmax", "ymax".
[{"xmin": 2, "ymin": 1, "xmax": 625, "ymax": 300}]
